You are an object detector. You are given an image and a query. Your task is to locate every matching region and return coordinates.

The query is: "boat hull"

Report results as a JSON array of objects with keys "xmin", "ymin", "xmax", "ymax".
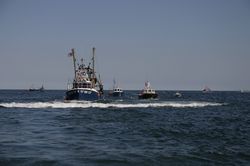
[
  {"xmin": 29, "ymin": 89, "xmax": 44, "ymax": 92},
  {"xmin": 111, "ymin": 91, "xmax": 124, "ymax": 97},
  {"xmin": 65, "ymin": 88, "xmax": 100, "ymax": 101},
  {"xmin": 138, "ymin": 93, "xmax": 158, "ymax": 99}
]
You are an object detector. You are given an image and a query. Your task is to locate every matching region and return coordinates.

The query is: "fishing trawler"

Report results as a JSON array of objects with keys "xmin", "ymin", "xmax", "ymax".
[
  {"xmin": 111, "ymin": 87, "xmax": 124, "ymax": 97},
  {"xmin": 29, "ymin": 85, "xmax": 44, "ymax": 92},
  {"xmin": 202, "ymin": 86, "xmax": 211, "ymax": 93},
  {"xmin": 138, "ymin": 81, "xmax": 158, "ymax": 99},
  {"xmin": 109, "ymin": 79, "xmax": 124, "ymax": 97},
  {"xmin": 65, "ymin": 48, "xmax": 103, "ymax": 101}
]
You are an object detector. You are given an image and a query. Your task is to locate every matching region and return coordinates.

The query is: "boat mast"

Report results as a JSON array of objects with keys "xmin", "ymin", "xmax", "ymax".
[
  {"xmin": 92, "ymin": 47, "xmax": 95, "ymax": 87},
  {"xmin": 71, "ymin": 48, "xmax": 77, "ymax": 80}
]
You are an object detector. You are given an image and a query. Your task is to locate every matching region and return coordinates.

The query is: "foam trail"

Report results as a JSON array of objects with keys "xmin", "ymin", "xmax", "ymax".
[{"xmin": 0, "ymin": 101, "xmax": 223, "ymax": 109}]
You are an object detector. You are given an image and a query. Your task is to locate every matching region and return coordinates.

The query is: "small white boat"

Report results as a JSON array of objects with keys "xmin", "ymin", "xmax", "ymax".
[
  {"xmin": 174, "ymin": 92, "xmax": 182, "ymax": 97},
  {"xmin": 138, "ymin": 81, "xmax": 158, "ymax": 99},
  {"xmin": 202, "ymin": 86, "xmax": 211, "ymax": 93},
  {"xmin": 109, "ymin": 79, "xmax": 124, "ymax": 97},
  {"xmin": 241, "ymin": 90, "xmax": 250, "ymax": 93}
]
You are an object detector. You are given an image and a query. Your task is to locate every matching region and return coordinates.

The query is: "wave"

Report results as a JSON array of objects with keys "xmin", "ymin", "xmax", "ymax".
[{"xmin": 0, "ymin": 101, "xmax": 223, "ymax": 109}]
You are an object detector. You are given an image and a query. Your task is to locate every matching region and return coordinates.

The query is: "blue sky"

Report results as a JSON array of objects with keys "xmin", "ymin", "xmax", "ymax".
[{"xmin": 0, "ymin": 0, "xmax": 250, "ymax": 90}]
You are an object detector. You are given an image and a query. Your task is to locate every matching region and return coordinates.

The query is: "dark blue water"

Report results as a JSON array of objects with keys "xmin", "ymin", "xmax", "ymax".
[{"xmin": 0, "ymin": 90, "xmax": 249, "ymax": 165}]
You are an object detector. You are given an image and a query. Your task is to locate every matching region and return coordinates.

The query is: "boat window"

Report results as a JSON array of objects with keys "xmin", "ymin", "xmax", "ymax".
[
  {"xmin": 73, "ymin": 82, "xmax": 78, "ymax": 88},
  {"xmin": 86, "ymin": 83, "xmax": 91, "ymax": 88}
]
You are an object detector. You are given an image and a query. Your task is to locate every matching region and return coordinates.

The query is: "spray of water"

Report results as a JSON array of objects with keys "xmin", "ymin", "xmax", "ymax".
[{"xmin": 0, "ymin": 101, "xmax": 223, "ymax": 109}]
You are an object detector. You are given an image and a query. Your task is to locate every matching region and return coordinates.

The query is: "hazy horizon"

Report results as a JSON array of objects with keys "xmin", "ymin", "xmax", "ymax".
[{"xmin": 1, "ymin": 0, "xmax": 250, "ymax": 91}]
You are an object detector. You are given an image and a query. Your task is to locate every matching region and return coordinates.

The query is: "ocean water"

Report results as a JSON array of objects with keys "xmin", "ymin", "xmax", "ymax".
[{"xmin": 0, "ymin": 90, "xmax": 249, "ymax": 165}]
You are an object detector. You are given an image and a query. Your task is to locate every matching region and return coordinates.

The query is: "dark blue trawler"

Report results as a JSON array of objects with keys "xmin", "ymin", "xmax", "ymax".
[{"xmin": 65, "ymin": 47, "xmax": 103, "ymax": 101}]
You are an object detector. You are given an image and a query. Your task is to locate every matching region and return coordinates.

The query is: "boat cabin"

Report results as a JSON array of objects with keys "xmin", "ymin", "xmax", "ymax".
[
  {"xmin": 73, "ymin": 81, "xmax": 92, "ymax": 89},
  {"xmin": 142, "ymin": 89, "xmax": 155, "ymax": 94},
  {"xmin": 114, "ymin": 87, "xmax": 123, "ymax": 92}
]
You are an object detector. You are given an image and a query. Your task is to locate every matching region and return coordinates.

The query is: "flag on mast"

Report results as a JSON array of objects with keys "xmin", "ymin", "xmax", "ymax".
[{"xmin": 68, "ymin": 53, "xmax": 72, "ymax": 57}]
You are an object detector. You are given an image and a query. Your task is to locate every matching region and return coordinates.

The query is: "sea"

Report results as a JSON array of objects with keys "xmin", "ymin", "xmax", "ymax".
[{"xmin": 0, "ymin": 90, "xmax": 249, "ymax": 166}]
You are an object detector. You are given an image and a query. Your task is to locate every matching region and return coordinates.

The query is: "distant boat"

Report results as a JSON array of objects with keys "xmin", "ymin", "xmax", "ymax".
[
  {"xmin": 65, "ymin": 48, "xmax": 104, "ymax": 101},
  {"xmin": 202, "ymin": 86, "xmax": 211, "ymax": 93},
  {"xmin": 241, "ymin": 90, "xmax": 250, "ymax": 93},
  {"xmin": 29, "ymin": 85, "xmax": 44, "ymax": 92},
  {"xmin": 109, "ymin": 79, "xmax": 124, "ymax": 97},
  {"xmin": 138, "ymin": 81, "xmax": 158, "ymax": 99},
  {"xmin": 174, "ymin": 92, "xmax": 182, "ymax": 97}
]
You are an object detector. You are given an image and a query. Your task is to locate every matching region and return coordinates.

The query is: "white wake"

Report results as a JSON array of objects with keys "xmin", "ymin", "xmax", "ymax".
[{"xmin": 0, "ymin": 101, "xmax": 223, "ymax": 109}]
